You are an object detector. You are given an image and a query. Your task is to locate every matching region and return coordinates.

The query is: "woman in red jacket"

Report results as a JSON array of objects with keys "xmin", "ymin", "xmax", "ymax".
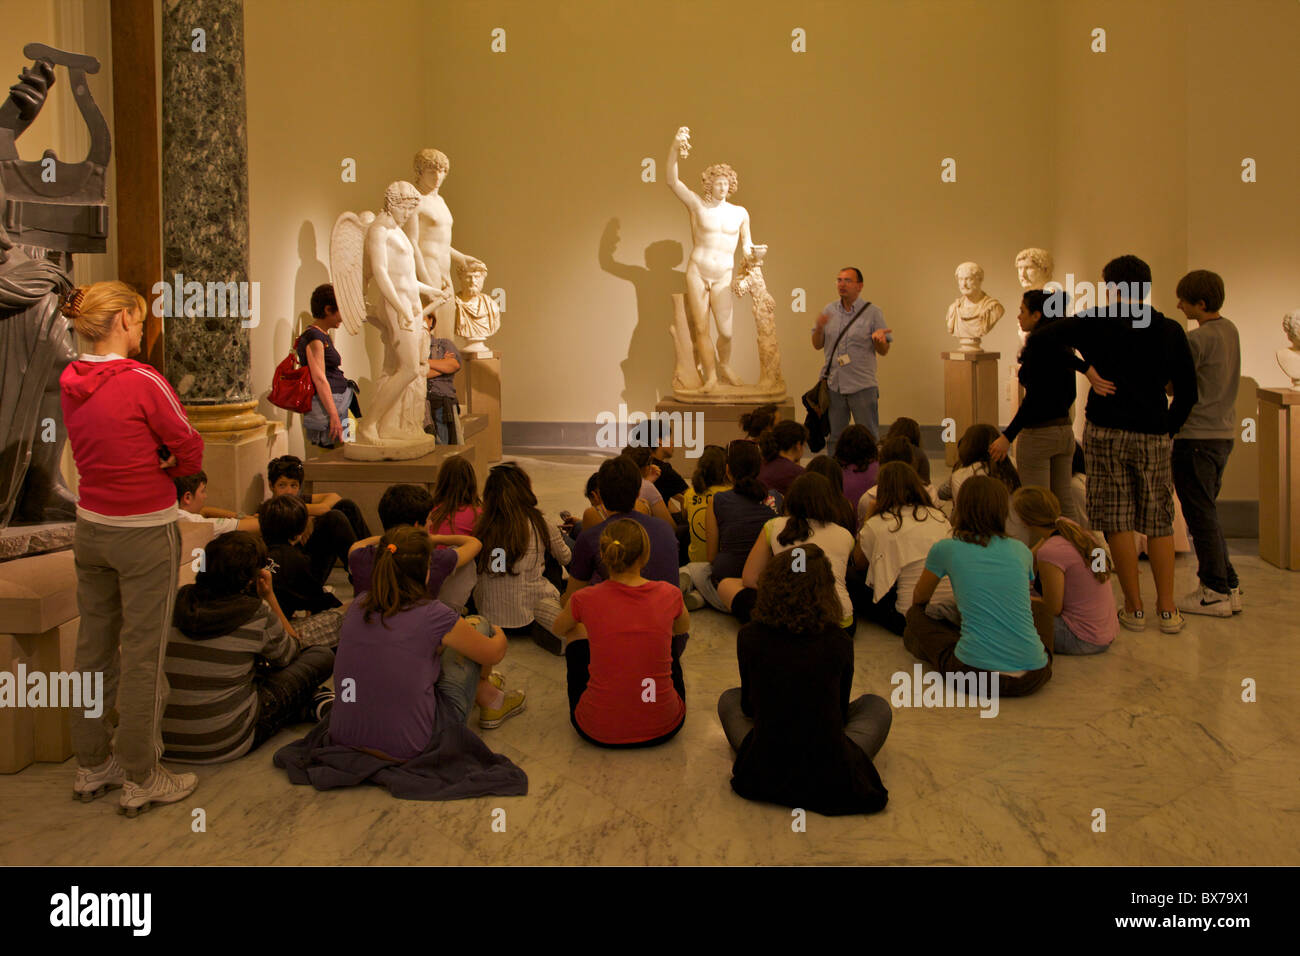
[{"xmin": 60, "ymin": 281, "xmax": 205, "ymax": 817}]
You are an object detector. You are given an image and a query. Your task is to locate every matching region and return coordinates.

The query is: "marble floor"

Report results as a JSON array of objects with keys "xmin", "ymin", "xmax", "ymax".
[{"xmin": 2, "ymin": 454, "xmax": 1297, "ymax": 866}]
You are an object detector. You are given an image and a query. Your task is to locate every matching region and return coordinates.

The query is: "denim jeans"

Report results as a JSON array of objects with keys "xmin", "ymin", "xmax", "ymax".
[
  {"xmin": 437, "ymin": 615, "xmax": 494, "ymax": 724},
  {"xmin": 828, "ymin": 386, "xmax": 880, "ymax": 455},
  {"xmin": 253, "ymin": 645, "xmax": 336, "ymax": 748},
  {"xmin": 303, "ymin": 387, "xmax": 351, "ymax": 448},
  {"xmin": 1051, "ymin": 615, "xmax": 1110, "ymax": 656},
  {"xmin": 1171, "ymin": 438, "xmax": 1238, "ymax": 595}
]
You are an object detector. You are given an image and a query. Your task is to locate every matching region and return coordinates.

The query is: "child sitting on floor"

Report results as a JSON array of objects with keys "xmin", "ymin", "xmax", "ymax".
[
  {"xmin": 553, "ymin": 518, "xmax": 690, "ymax": 748},
  {"xmin": 266, "ymin": 454, "xmax": 368, "ymax": 576},
  {"xmin": 256, "ymin": 493, "xmax": 347, "ymax": 647},
  {"xmin": 163, "ymin": 531, "xmax": 335, "ymax": 763},
  {"xmin": 427, "ymin": 454, "xmax": 481, "ymax": 537},
  {"xmin": 717, "ymin": 545, "xmax": 890, "ymax": 815},
  {"xmin": 1012, "ymin": 487, "xmax": 1117, "ymax": 655},
  {"xmin": 905, "ymin": 476, "xmax": 1053, "ymax": 698},
  {"xmin": 852, "ymin": 461, "xmax": 956, "ymax": 636},
  {"xmin": 175, "ymin": 471, "xmax": 259, "ymax": 536}
]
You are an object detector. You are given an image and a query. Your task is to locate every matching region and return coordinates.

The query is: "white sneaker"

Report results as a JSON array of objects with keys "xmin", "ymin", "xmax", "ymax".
[
  {"xmin": 1177, "ymin": 584, "xmax": 1232, "ymax": 618},
  {"xmin": 119, "ymin": 765, "xmax": 198, "ymax": 818},
  {"xmin": 1230, "ymin": 586, "xmax": 1243, "ymax": 614},
  {"xmin": 73, "ymin": 755, "xmax": 125, "ymax": 803}
]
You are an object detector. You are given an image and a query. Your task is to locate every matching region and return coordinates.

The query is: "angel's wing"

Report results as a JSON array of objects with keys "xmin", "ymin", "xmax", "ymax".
[{"xmin": 328, "ymin": 210, "xmax": 376, "ymax": 335}]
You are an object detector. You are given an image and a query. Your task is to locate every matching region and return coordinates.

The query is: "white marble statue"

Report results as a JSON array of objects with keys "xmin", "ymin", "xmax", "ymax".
[
  {"xmin": 666, "ymin": 126, "xmax": 759, "ymax": 392},
  {"xmin": 406, "ymin": 147, "xmax": 485, "ymax": 337},
  {"xmin": 454, "ymin": 260, "xmax": 500, "ymax": 355},
  {"xmin": 330, "ymin": 180, "xmax": 450, "ymax": 460},
  {"xmin": 1015, "ymin": 247, "xmax": 1054, "ymax": 290},
  {"xmin": 945, "ymin": 261, "xmax": 1004, "ymax": 351},
  {"xmin": 1278, "ymin": 309, "xmax": 1300, "ymax": 387}
]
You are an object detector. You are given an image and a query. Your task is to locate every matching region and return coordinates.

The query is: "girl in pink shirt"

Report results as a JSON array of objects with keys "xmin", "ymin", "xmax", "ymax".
[
  {"xmin": 1013, "ymin": 487, "xmax": 1118, "ymax": 654},
  {"xmin": 427, "ymin": 454, "xmax": 482, "ymax": 536}
]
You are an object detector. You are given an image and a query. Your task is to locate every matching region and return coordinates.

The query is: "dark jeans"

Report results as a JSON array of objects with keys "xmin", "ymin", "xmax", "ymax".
[
  {"xmin": 252, "ymin": 645, "xmax": 335, "ymax": 749},
  {"xmin": 304, "ymin": 506, "xmax": 360, "ymax": 584},
  {"xmin": 564, "ymin": 634, "xmax": 687, "ymax": 748},
  {"xmin": 902, "ymin": 605, "xmax": 1053, "ymax": 698},
  {"xmin": 1172, "ymin": 438, "xmax": 1238, "ymax": 595},
  {"xmin": 716, "ymin": 686, "xmax": 892, "ymax": 759},
  {"xmin": 847, "ymin": 568, "xmax": 907, "ymax": 636}
]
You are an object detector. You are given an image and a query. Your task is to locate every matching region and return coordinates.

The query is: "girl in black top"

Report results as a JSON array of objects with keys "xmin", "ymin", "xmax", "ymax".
[
  {"xmin": 989, "ymin": 289, "xmax": 1108, "ymax": 524},
  {"xmin": 716, "ymin": 545, "xmax": 890, "ymax": 816}
]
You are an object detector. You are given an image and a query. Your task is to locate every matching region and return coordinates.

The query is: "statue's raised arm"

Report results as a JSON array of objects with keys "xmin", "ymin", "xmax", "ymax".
[{"xmin": 666, "ymin": 126, "xmax": 696, "ymax": 207}]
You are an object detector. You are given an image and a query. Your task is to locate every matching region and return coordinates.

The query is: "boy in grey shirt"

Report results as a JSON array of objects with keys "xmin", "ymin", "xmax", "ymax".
[{"xmin": 1172, "ymin": 270, "xmax": 1241, "ymax": 617}]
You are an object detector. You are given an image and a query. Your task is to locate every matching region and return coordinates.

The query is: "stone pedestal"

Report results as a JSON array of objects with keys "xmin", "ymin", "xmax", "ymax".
[
  {"xmin": 303, "ymin": 443, "xmax": 482, "ymax": 534},
  {"xmin": 653, "ymin": 398, "xmax": 798, "ymax": 451},
  {"xmin": 187, "ymin": 415, "xmax": 287, "ymax": 516},
  {"xmin": 458, "ymin": 351, "xmax": 502, "ymax": 464},
  {"xmin": 1257, "ymin": 387, "xmax": 1300, "ymax": 570},
  {"xmin": 942, "ymin": 351, "xmax": 1000, "ymax": 466}
]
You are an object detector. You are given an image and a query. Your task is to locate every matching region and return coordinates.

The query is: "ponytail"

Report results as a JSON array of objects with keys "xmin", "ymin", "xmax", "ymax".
[
  {"xmin": 361, "ymin": 527, "xmax": 433, "ymax": 623},
  {"xmin": 599, "ymin": 518, "xmax": 649, "ymax": 575},
  {"xmin": 1012, "ymin": 486, "xmax": 1110, "ymax": 582}
]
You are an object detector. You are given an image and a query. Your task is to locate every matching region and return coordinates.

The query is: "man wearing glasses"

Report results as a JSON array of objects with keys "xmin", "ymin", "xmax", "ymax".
[{"xmin": 811, "ymin": 268, "xmax": 892, "ymax": 451}]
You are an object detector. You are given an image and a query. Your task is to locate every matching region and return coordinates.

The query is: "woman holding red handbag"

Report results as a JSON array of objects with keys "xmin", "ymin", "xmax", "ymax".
[{"xmin": 297, "ymin": 284, "xmax": 354, "ymax": 449}]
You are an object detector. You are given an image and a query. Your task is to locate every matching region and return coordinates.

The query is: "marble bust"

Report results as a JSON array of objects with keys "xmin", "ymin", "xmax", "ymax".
[
  {"xmin": 1015, "ymin": 247, "xmax": 1054, "ymax": 290},
  {"xmin": 331, "ymin": 181, "xmax": 448, "ymax": 460},
  {"xmin": 1278, "ymin": 309, "xmax": 1300, "ymax": 387},
  {"xmin": 454, "ymin": 260, "xmax": 500, "ymax": 355},
  {"xmin": 945, "ymin": 262, "xmax": 1004, "ymax": 351}
]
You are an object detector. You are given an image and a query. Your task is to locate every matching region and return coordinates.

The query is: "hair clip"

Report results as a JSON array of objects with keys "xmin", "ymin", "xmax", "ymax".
[
  {"xmin": 386, "ymin": 543, "xmax": 397, "ymax": 553},
  {"xmin": 60, "ymin": 287, "xmax": 86, "ymax": 318}
]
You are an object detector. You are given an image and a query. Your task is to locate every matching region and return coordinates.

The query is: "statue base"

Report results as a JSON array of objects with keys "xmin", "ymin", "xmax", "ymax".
[
  {"xmin": 655, "ymin": 397, "xmax": 797, "ymax": 449},
  {"xmin": 344, "ymin": 434, "xmax": 439, "ymax": 462},
  {"xmin": 1258, "ymin": 387, "xmax": 1300, "ymax": 570},
  {"xmin": 671, "ymin": 380, "xmax": 788, "ymax": 405}
]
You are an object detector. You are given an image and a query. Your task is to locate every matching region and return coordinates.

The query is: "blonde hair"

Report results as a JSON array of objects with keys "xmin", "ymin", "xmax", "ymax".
[
  {"xmin": 61, "ymin": 280, "xmax": 147, "ymax": 342},
  {"xmin": 599, "ymin": 518, "xmax": 650, "ymax": 575},
  {"xmin": 1012, "ymin": 487, "xmax": 1111, "ymax": 583}
]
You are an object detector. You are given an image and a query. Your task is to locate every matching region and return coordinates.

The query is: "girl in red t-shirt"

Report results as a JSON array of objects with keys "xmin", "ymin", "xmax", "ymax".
[{"xmin": 554, "ymin": 518, "xmax": 690, "ymax": 747}]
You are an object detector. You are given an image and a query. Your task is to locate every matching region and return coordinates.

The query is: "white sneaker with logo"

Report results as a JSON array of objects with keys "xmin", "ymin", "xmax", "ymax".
[{"xmin": 1177, "ymin": 584, "xmax": 1232, "ymax": 618}]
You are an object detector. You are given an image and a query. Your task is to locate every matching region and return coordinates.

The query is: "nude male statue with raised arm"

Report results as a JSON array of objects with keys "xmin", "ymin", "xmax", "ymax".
[{"xmin": 666, "ymin": 126, "xmax": 761, "ymax": 390}]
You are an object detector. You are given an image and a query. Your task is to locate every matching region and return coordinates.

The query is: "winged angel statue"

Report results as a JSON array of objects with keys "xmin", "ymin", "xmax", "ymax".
[{"xmin": 329, "ymin": 181, "xmax": 451, "ymax": 459}]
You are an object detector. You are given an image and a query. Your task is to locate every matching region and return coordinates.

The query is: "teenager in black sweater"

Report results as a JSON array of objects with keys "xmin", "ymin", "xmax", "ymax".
[
  {"xmin": 1031, "ymin": 255, "xmax": 1198, "ymax": 634},
  {"xmin": 716, "ymin": 544, "xmax": 890, "ymax": 816}
]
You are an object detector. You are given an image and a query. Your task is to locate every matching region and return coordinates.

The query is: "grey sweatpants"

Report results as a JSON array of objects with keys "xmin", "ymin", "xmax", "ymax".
[{"xmin": 71, "ymin": 518, "xmax": 181, "ymax": 779}]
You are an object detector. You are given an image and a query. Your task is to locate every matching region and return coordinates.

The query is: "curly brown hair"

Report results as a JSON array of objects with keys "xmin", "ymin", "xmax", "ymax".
[{"xmin": 751, "ymin": 544, "xmax": 841, "ymax": 634}]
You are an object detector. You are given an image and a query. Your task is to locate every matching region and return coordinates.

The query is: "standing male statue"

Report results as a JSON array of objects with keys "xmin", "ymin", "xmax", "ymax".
[
  {"xmin": 406, "ymin": 148, "xmax": 486, "ymax": 336},
  {"xmin": 666, "ymin": 126, "xmax": 763, "ymax": 391}
]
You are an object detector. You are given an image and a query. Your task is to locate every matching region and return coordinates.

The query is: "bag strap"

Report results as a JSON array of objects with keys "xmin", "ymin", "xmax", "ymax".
[{"xmin": 820, "ymin": 301, "xmax": 871, "ymax": 380}]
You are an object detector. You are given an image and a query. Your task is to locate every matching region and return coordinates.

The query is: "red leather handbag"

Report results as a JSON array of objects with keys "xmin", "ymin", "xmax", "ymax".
[{"xmin": 268, "ymin": 334, "xmax": 316, "ymax": 413}]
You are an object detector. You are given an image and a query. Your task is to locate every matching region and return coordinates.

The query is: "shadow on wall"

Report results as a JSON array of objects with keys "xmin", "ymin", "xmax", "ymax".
[{"xmin": 599, "ymin": 217, "xmax": 684, "ymax": 415}]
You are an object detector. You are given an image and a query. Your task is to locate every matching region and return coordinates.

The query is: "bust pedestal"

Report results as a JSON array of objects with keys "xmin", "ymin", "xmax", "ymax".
[
  {"xmin": 1257, "ymin": 387, "xmax": 1300, "ymax": 570},
  {"xmin": 457, "ymin": 350, "xmax": 502, "ymax": 464},
  {"xmin": 942, "ymin": 351, "xmax": 1000, "ymax": 466}
]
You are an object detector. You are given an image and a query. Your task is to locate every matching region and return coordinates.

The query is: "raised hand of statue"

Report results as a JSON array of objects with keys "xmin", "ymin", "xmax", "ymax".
[
  {"xmin": 8, "ymin": 60, "xmax": 55, "ymax": 122},
  {"xmin": 674, "ymin": 126, "xmax": 691, "ymax": 157}
]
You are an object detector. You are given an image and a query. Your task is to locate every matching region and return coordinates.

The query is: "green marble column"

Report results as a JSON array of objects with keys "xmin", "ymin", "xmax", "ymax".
[{"xmin": 160, "ymin": 0, "xmax": 260, "ymax": 422}]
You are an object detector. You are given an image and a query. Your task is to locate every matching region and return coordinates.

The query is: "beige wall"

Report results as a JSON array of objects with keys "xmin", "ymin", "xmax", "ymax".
[{"xmin": 8, "ymin": 0, "xmax": 1296, "ymax": 504}]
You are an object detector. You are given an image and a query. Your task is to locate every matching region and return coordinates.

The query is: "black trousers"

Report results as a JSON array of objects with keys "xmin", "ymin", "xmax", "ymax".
[
  {"xmin": 564, "ymin": 634, "xmax": 687, "ymax": 749},
  {"xmin": 252, "ymin": 645, "xmax": 335, "ymax": 749},
  {"xmin": 304, "ymin": 506, "xmax": 360, "ymax": 584}
]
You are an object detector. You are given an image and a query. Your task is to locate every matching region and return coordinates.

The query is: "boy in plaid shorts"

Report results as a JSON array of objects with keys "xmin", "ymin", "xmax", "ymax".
[{"xmin": 1035, "ymin": 256, "xmax": 1198, "ymax": 633}]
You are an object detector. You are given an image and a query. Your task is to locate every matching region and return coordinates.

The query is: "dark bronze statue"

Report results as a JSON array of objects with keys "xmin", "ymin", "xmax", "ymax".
[{"xmin": 0, "ymin": 44, "xmax": 110, "ymax": 527}]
